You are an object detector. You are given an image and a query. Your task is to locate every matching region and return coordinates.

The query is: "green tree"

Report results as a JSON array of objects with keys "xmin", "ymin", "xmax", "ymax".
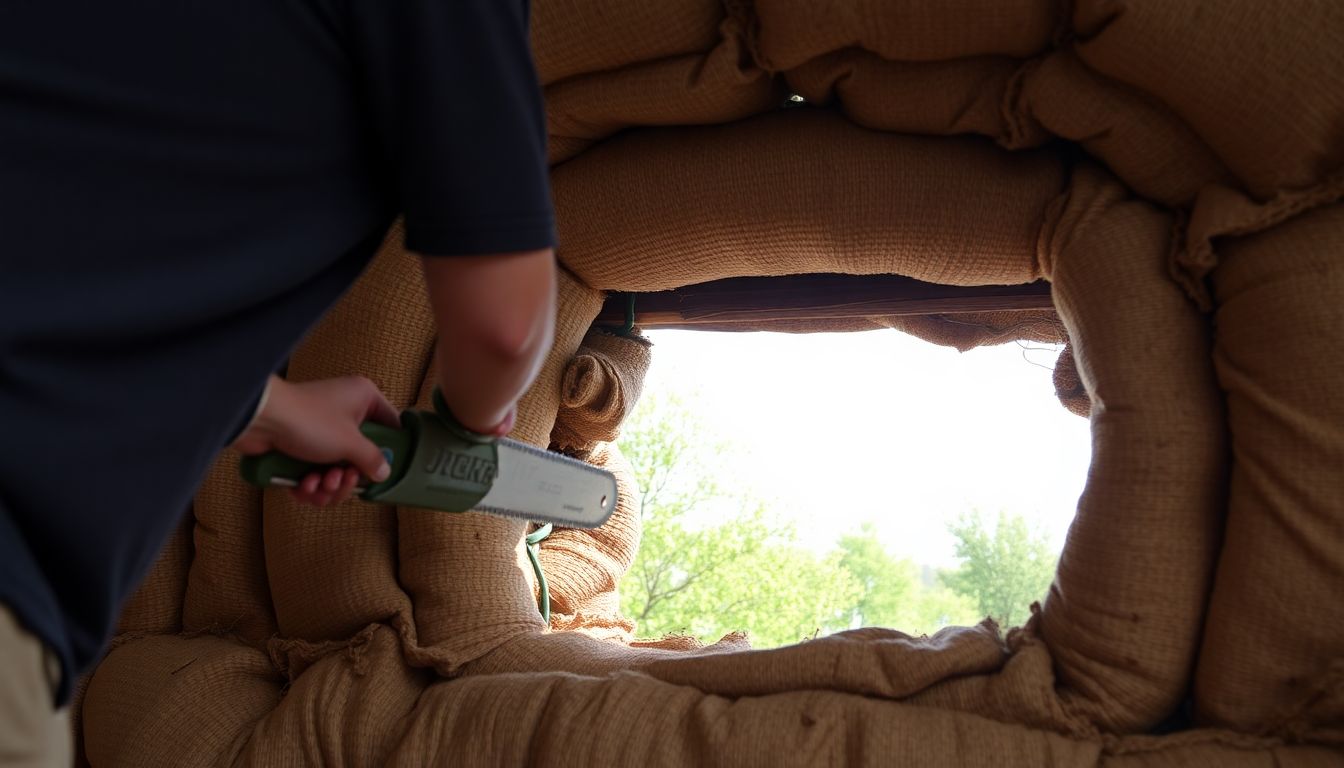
[
  {"xmin": 908, "ymin": 580, "xmax": 981, "ymax": 632},
  {"xmin": 837, "ymin": 523, "xmax": 978, "ymax": 635},
  {"xmin": 618, "ymin": 394, "xmax": 859, "ymax": 648},
  {"xmin": 942, "ymin": 510, "xmax": 1058, "ymax": 627},
  {"xmin": 837, "ymin": 523, "xmax": 917, "ymax": 626},
  {"xmin": 617, "ymin": 391, "xmax": 722, "ymax": 527},
  {"xmin": 617, "ymin": 393, "xmax": 1050, "ymax": 646}
]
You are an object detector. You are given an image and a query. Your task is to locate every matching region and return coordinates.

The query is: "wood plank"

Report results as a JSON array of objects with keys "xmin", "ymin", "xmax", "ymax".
[{"xmin": 594, "ymin": 274, "xmax": 1054, "ymax": 329}]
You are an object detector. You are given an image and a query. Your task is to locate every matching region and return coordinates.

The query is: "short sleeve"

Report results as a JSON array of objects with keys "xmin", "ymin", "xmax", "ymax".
[{"xmin": 347, "ymin": 0, "xmax": 555, "ymax": 256}]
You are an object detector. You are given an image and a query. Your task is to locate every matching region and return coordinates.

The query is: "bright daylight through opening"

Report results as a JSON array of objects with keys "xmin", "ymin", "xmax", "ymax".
[{"xmin": 617, "ymin": 329, "xmax": 1091, "ymax": 649}]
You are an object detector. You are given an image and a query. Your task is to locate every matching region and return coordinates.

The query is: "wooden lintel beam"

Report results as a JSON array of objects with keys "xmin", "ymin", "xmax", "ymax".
[{"xmin": 594, "ymin": 274, "xmax": 1054, "ymax": 329}]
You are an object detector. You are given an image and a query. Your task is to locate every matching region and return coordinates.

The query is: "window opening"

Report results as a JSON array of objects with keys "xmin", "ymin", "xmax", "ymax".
[{"xmin": 616, "ymin": 329, "xmax": 1089, "ymax": 648}]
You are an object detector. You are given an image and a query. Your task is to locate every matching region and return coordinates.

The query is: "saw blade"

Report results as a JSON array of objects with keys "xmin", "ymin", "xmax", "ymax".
[{"xmin": 475, "ymin": 439, "xmax": 617, "ymax": 529}]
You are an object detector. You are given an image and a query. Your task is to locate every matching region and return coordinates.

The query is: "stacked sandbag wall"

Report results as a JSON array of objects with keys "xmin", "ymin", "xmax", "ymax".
[{"xmin": 79, "ymin": 0, "xmax": 1344, "ymax": 764}]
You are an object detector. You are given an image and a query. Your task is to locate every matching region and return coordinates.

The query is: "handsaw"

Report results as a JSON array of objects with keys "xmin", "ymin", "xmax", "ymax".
[{"xmin": 238, "ymin": 390, "xmax": 616, "ymax": 529}]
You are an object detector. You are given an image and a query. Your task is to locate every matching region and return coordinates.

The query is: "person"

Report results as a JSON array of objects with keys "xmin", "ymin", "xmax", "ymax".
[{"xmin": 0, "ymin": 1, "xmax": 558, "ymax": 764}]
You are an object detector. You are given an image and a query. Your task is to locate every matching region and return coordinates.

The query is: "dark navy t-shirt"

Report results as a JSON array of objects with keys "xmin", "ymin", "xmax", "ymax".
[{"xmin": 0, "ymin": 0, "xmax": 555, "ymax": 705}]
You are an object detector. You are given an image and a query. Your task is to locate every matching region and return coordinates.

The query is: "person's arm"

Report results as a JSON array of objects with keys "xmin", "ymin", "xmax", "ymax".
[
  {"xmin": 420, "ymin": 248, "xmax": 556, "ymax": 435},
  {"xmin": 234, "ymin": 0, "xmax": 555, "ymax": 505},
  {"xmin": 231, "ymin": 245, "xmax": 555, "ymax": 508},
  {"xmin": 344, "ymin": 0, "xmax": 556, "ymax": 436}
]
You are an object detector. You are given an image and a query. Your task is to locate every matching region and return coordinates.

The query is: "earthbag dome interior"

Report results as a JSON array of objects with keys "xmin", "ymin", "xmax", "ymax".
[{"xmin": 79, "ymin": 1, "xmax": 1343, "ymax": 765}]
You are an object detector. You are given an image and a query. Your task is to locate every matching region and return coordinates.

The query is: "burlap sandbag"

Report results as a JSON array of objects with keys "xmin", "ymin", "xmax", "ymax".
[
  {"xmin": 397, "ymin": 484, "xmax": 541, "ymax": 674},
  {"xmin": 639, "ymin": 622, "xmax": 1006, "ymax": 701},
  {"xmin": 531, "ymin": 0, "xmax": 723, "ymax": 86},
  {"xmin": 552, "ymin": 110, "xmax": 1064, "ymax": 292},
  {"xmin": 634, "ymin": 618, "xmax": 1088, "ymax": 739},
  {"xmin": 539, "ymin": 442, "xmax": 642, "ymax": 624},
  {"xmin": 397, "ymin": 268, "xmax": 606, "ymax": 674},
  {"xmin": 1037, "ymin": 163, "xmax": 1227, "ymax": 732},
  {"xmin": 906, "ymin": 621, "xmax": 1093, "ymax": 736},
  {"xmin": 546, "ymin": 15, "xmax": 782, "ymax": 165},
  {"xmin": 1017, "ymin": 50, "xmax": 1234, "ymax": 208},
  {"xmin": 749, "ymin": 0, "xmax": 1057, "ymax": 71},
  {"xmin": 389, "ymin": 670, "xmax": 1104, "ymax": 767},
  {"xmin": 83, "ymin": 636, "xmax": 282, "ymax": 768},
  {"xmin": 1176, "ymin": 176, "xmax": 1344, "ymax": 312},
  {"xmin": 239, "ymin": 625, "xmax": 428, "ymax": 767},
  {"xmin": 788, "ymin": 46, "xmax": 1233, "ymax": 209},
  {"xmin": 116, "ymin": 510, "xmax": 192, "ymax": 636},
  {"xmin": 97, "ymin": 517, "xmax": 195, "ymax": 766},
  {"xmin": 781, "ymin": 38, "xmax": 1237, "ymax": 209},
  {"xmin": 82, "ymin": 637, "xmax": 1340, "ymax": 767},
  {"xmin": 550, "ymin": 330, "xmax": 651, "ymax": 452},
  {"xmin": 1194, "ymin": 201, "xmax": 1344, "ymax": 740},
  {"xmin": 261, "ymin": 233, "xmax": 431, "ymax": 641},
  {"xmin": 461, "ymin": 628, "xmax": 750, "ymax": 679},
  {"xmin": 878, "ymin": 309, "xmax": 1066, "ymax": 352},
  {"xmin": 182, "ymin": 451, "xmax": 276, "ymax": 646},
  {"xmin": 786, "ymin": 52, "xmax": 1032, "ymax": 147},
  {"xmin": 1070, "ymin": 0, "xmax": 1344, "ymax": 198},
  {"xmin": 263, "ymin": 492, "xmax": 406, "ymax": 642},
  {"xmin": 1053, "ymin": 343, "xmax": 1090, "ymax": 418},
  {"xmin": 1102, "ymin": 740, "xmax": 1344, "ymax": 768},
  {"xmin": 670, "ymin": 309, "xmax": 1068, "ymax": 355}
]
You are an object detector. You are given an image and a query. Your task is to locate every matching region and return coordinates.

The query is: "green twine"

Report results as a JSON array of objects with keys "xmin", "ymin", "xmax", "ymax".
[
  {"xmin": 525, "ymin": 523, "xmax": 553, "ymax": 623},
  {"xmin": 601, "ymin": 293, "xmax": 636, "ymax": 337}
]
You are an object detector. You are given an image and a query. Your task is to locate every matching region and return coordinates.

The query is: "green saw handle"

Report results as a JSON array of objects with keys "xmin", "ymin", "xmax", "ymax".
[
  {"xmin": 238, "ymin": 420, "xmax": 413, "ymax": 493},
  {"xmin": 237, "ymin": 398, "xmax": 500, "ymax": 513}
]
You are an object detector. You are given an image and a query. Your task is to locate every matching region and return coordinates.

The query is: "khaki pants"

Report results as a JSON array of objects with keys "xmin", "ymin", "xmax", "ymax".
[{"xmin": 0, "ymin": 606, "xmax": 71, "ymax": 768}]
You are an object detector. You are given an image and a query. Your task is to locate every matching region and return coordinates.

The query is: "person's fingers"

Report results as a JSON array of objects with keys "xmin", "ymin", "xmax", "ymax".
[
  {"xmin": 346, "ymin": 427, "xmax": 392, "ymax": 483},
  {"xmin": 331, "ymin": 470, "xmax": 360, "ymax": 505},
  {"xmin": 342, "ymin": 376, "xmax": 399, "ymax": 428},
  {"xmin": 322, "ymin": 467, "xmax": 343, "ymax": 493},
  {"xmin": 364, "ymin": 387, "xmax": 401, "ymax": 428},
  {"xmin": 292, "ymin": 467, "xmax": 367, "ymax": 506}
]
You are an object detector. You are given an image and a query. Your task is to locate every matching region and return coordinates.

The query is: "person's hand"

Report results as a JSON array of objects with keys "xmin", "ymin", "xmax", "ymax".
[{"xmin": 232, "ymin": 375, "xmax": 400, "ymax": 506}]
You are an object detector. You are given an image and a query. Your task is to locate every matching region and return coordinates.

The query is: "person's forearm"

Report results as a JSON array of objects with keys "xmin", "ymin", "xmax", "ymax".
[{"xmin": 420, "ymin": 249, "xmax": 557, "ymax": 434}]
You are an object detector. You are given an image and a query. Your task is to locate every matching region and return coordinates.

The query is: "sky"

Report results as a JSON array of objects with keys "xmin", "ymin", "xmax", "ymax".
[{"xmin": 633, "ymin": 328, "xmax": 1093, "ymax": 568}]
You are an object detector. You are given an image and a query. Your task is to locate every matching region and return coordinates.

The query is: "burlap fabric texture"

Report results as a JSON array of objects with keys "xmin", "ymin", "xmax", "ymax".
[{"xmin": 79, "ymin": 0, "xmax": 1343, "ymax": 765}]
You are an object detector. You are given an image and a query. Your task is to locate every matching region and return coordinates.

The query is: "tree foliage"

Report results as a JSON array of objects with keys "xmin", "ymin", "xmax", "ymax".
[
  {"xmin": 630, "ymin": 503, "xmax": 862, "ymax": 647},
  {"xmin": 618, "ymin": 393, "xmax": 859, "ymax": 647},
  {"xmin": 837, "ymin": 524, "xmax": 978, "ymax": 635},
  {"xmin": 616, "ymin": 393, "xmax": 1055, "ymax": 647},
  {"xmin": 942, "ymin": 510, "xmax": 1058, "ymax": 627}
]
